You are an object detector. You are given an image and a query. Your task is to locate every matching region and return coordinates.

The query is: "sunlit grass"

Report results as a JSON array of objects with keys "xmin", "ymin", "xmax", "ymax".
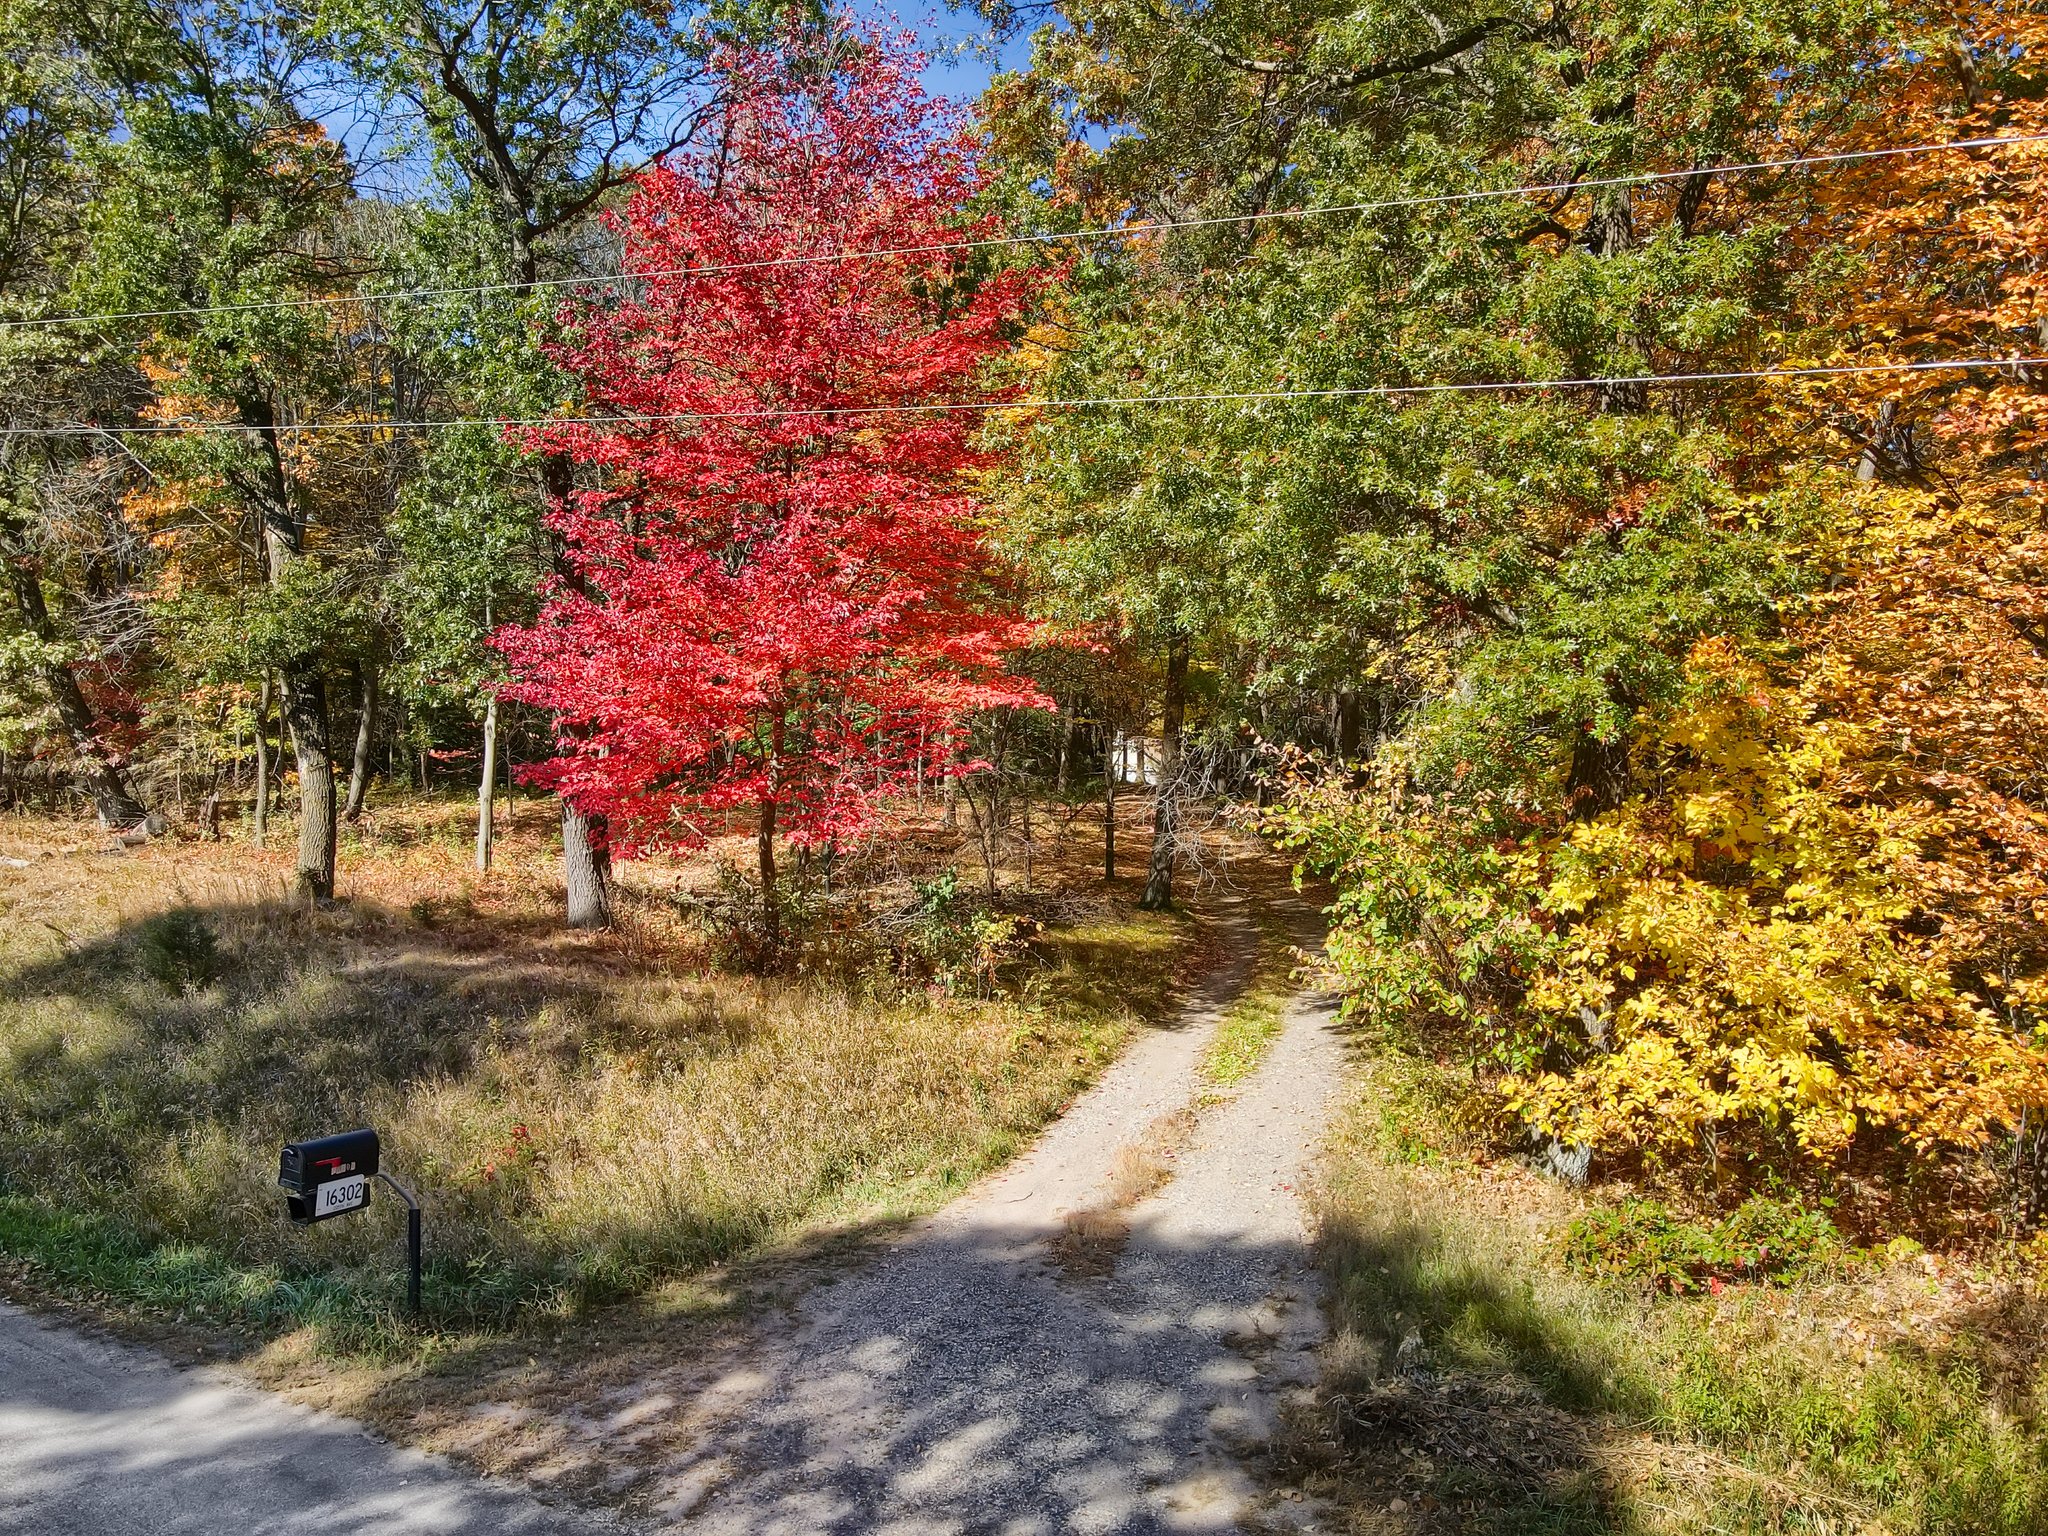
[
  {"xmin": 1198, "ymin": 909, "xmax": 1296, "ymax": 1089},
  {"xmin": 0, "ymin": 799, "xmax": 1184, "ymax": 1354},
  {"xmin": 1296, "ymin": 1049, "xmax": 2048, "ymax": 1535}
]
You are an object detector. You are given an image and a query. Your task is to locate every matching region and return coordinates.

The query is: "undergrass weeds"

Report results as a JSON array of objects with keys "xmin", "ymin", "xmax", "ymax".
[
  {"xmin": 1294, "ymin": 1046, "xmax": 2048, "ymax": 1535},
  {"xmin": 0, "ymin": 802, "xmax": 1185, "ymax": 1357}
]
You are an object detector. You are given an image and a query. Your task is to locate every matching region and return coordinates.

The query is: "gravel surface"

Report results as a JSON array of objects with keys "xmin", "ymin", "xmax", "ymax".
[
  {"xmin": 0, "ymin": 1298, "xmax": 619, "ymax": 1536},
  {"xmin": 647, "ymin": 900, "xmax": 1348, "ymax": 1534}
]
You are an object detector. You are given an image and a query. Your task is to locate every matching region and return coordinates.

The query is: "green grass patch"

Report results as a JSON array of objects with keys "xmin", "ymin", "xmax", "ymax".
[
  {"xmin": 1295, "ymin": 1051, "xmax": 2048, "ymax": 1535},
  {"xmin": 1563, "ymin": 1194, "xmax": 1842, "ymax": 1294},
  {"xmin": 1198, "ymin": 909, "xmax": 1296, "ymax": 1089}
]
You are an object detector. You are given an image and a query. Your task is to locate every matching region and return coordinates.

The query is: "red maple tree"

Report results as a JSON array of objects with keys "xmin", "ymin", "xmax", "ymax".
[{"xmin": 498, "ymin": 32, "xmax": 1046, "ymax": 934}]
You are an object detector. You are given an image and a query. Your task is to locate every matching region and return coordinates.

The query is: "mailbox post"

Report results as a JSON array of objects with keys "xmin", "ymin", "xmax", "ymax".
[
  {"xmin": 383, "ymin": 1172, "xmax": 422, "ymax": 1316},
  {"xmin": 279, "ymin": 1127, "xmax": 422, "ymax": 1316}
]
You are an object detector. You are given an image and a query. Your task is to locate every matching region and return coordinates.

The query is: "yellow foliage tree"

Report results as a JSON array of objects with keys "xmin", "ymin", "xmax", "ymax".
[{"xmin": 1283, "ymin": 6, "xmax": 2048, "ymax": 1227}]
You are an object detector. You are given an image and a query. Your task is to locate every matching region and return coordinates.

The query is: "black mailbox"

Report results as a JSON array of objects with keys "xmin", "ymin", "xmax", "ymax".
[{"xmin": 279, "ymin": 1128, "xmax": 379, "ymax": 1224}]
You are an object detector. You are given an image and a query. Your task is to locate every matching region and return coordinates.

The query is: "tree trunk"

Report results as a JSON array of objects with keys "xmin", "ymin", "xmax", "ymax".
[
  {"xmin": 984, "ymin": 720, "xmax": 1007, "ymax": 899},
  {"xmin": 1856, "ymin": 399, "xmax": 1901, "ymax": 482},
  {"xmin": 1141, "ymin": 636, "xmax": 1190, "ymax": 910},
  {"xmin": 1020, "ymin": 787, "xmax": 1033, "ymax": 893},
  {"xmin": 562, "ymin": 803, "xmax": 611, "ymax": 927},
  {"xmin": 1566, "ymin": 726, "xmax": 1631, "ymax": 820},
  {"xmin": 345, "ymin": 660, "xmax": 376, "ymax": 820},
  {"xmin": 554, "ymin": 741, "xmax": 612, "ymax": 927},
  {"xmin": 4, "ymin": 555, "xmax": 145, "ymax": 829},
  {"xmin": 240, "ymin": 392, "xmax": 335, "ymax": 901},
  {"xmin": 1054, "ymin": 696, "xmax": 1075, "ymax": 793},
  {"xmin": 1104, "ymin": 733, "xmax": 1117, "ymax": 880},
  {"xmin": 757, "ymin": 795, "xmax": 779, "ymax": 946},
  {"xmin": 475, "ymin": 691, "xmax": 498, "ymax": 872},
  {"xmin": 282, "ymin": 670, "xmax": 336, "ymax": 901},
  {"xmin": 1336, "ymin": 689, "xmax": 1362, "ymax": 761},
  {"xmin": 1583, "ymin": 189, "xmax": 1648, "ymax": 414},
  {"xmin": 541, "ymin": 451, "xmax": 612, "ymax": 929},
  {"xmin": 252, "ymin": 673, "xmax": 271, "ymax": 846},
  {"xmin": 1566, "ymin": 680, "xmax": 1635, "ymax": 821}
]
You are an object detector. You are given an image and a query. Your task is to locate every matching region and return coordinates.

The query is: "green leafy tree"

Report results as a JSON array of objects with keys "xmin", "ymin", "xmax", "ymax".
[
  {"xmin": 74, "ymin": 0, "xmax": 367, "ymax": 897},
  {"xmin": 314, "ymin": 0, "xmax": 786, "ymax": 924},
  {"xmin": 0, "ymin": 0, "xmax": 152, "ymax": 827},
  {"xmin": 993, "ymin": 0, "xmax": 1889, "ymax": 884}
]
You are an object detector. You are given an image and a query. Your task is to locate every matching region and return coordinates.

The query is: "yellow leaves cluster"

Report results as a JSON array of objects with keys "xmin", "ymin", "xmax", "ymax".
[
  {"xmin": 1507, "ymin": 483, "xmax": 2048, "ymax": 1174},
  {"xmin": 1493, "ymin": 8, "xmax": 2048, "ymax": 1187}
]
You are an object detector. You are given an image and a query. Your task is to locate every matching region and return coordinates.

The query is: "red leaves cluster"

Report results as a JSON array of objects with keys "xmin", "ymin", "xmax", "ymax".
[{"xmin": 499, "ymin": 35, "xmax": 1047, "ymax": 856}]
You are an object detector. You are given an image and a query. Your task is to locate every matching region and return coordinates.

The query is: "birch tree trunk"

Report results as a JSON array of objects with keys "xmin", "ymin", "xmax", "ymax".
[
  {"xmin": 475, "ymin": 691, "xmax": 498, "ymax": 872},
  {"xmin": 1103, "ymin": 731, "xmax": 1117, "ymax": 881}
]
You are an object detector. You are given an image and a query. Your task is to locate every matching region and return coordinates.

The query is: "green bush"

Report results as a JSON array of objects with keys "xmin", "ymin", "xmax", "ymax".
[
  {"xmin": 895, "ymin": 869, "xmax": 1029, "ymax": 997},
  {"xmin": 132, "ymin": 908, "xmax": 221, "ymax": 991},
  {"xmin": 669, "ymin": 857, "xmax": 818, "ymax": 970},
  {"xmin": 1563, "ymin": 1194, "xmax": 1840, "ymax": 1293}
]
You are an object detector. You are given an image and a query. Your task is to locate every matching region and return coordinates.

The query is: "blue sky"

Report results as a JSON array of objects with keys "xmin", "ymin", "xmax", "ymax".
[
  {"xmin": 912, "ymin": 4, "xmax": 1039, "ymax": 105},
  {"xmin": 330, "ymin": 5, "xmax": 1047, "ymax": 201}
]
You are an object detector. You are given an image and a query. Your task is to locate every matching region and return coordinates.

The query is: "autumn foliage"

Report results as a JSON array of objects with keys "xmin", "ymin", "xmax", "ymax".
[
  {"xmin": 499, "ymin": 39, "xmax": 1045, "ymax": 898},
  {"xmin": 1277, "ymin": 11, "xmax": 2048, "ymax": 1231}
]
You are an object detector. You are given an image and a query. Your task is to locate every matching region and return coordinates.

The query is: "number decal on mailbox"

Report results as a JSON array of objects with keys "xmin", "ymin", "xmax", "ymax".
[{"xmin": 315, "ymin": 1174, "xmax": 368, "ymax": 1217}]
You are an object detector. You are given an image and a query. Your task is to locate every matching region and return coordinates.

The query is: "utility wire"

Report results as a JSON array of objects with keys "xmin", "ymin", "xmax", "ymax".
[
  {"xmin": 5, "ymin": 131, "xmax": 2045, "ymax": 335},
  {"xmin": 29, "ymin": 355, "xmax": 2046, "ymax": 436}
]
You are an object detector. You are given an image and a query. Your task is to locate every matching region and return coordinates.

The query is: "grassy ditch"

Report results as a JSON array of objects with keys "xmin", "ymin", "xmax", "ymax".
[
  {"xmin": 1288, "ymin": 1048, "xmax": 2048, "ymax": 1536},
  {"xmin": 0, "ymin": 799, "xmax": 1187, "ymax": 1359}
]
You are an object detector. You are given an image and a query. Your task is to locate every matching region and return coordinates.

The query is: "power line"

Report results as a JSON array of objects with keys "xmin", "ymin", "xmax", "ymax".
[
  {"xmin": 5, "ymin": 132, "xmax": 2045, "ymax": 335},
  {"xmin": 28, "ymin": 355, "xmax": 2044, "ymax": 436}
]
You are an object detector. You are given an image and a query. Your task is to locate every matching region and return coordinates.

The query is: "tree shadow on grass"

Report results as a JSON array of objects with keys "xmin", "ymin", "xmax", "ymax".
[
  {"xmin": 1298, "ymin": 1205, "xmax": 1639, "ymax": 1535},
  {"xmin": 0, "ymin": 894, "xmax": 727, "ymax": 1120},
  {"xmin": 0, "ymin": 897, "xmax": 769, "ymax": 1328}
]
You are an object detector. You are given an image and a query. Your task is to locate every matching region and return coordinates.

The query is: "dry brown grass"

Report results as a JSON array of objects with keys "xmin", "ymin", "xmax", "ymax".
[
  {"xmin": 1048, "ymin": 1106, "xmax": 1199, "ymax": 1278},
  {"xmin": 0, "ymin": 792, "xmax": 1192, "ymax": 1342}
]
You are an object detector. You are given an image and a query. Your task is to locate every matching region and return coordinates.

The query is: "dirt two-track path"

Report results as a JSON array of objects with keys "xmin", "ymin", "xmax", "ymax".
[{"xmin": 638, "ymin": 897, "xmax": 1348, "ymax": 1534}]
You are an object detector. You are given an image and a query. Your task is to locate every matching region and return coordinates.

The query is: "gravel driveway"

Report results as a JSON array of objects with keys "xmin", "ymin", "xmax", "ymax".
[{"xmin": 646, "ymin": 899, "xmax": 1348, "ymax": 1533}]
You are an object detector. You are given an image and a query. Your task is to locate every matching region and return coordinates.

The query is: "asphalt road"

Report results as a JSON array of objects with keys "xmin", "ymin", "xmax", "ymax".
[{"xmin": 0, "ymin": 1298, "xmax": 621, "ymax": 1536}]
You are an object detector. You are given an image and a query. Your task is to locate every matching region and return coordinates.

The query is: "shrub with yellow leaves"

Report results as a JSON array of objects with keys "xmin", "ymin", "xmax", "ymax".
[
  {"xmin": 1278, "ymin": 3, "xmax": 2048, "ymax": 1235},
  {"xmin": 1276, "ymin": 480, "xmax": 2048, "ymax": 1231}
]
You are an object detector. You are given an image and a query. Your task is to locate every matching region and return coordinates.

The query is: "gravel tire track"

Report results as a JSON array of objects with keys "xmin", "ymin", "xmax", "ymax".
[{"xmin": 648, "ymin": 899, "xmax": 1347, "ymax": 1534}]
